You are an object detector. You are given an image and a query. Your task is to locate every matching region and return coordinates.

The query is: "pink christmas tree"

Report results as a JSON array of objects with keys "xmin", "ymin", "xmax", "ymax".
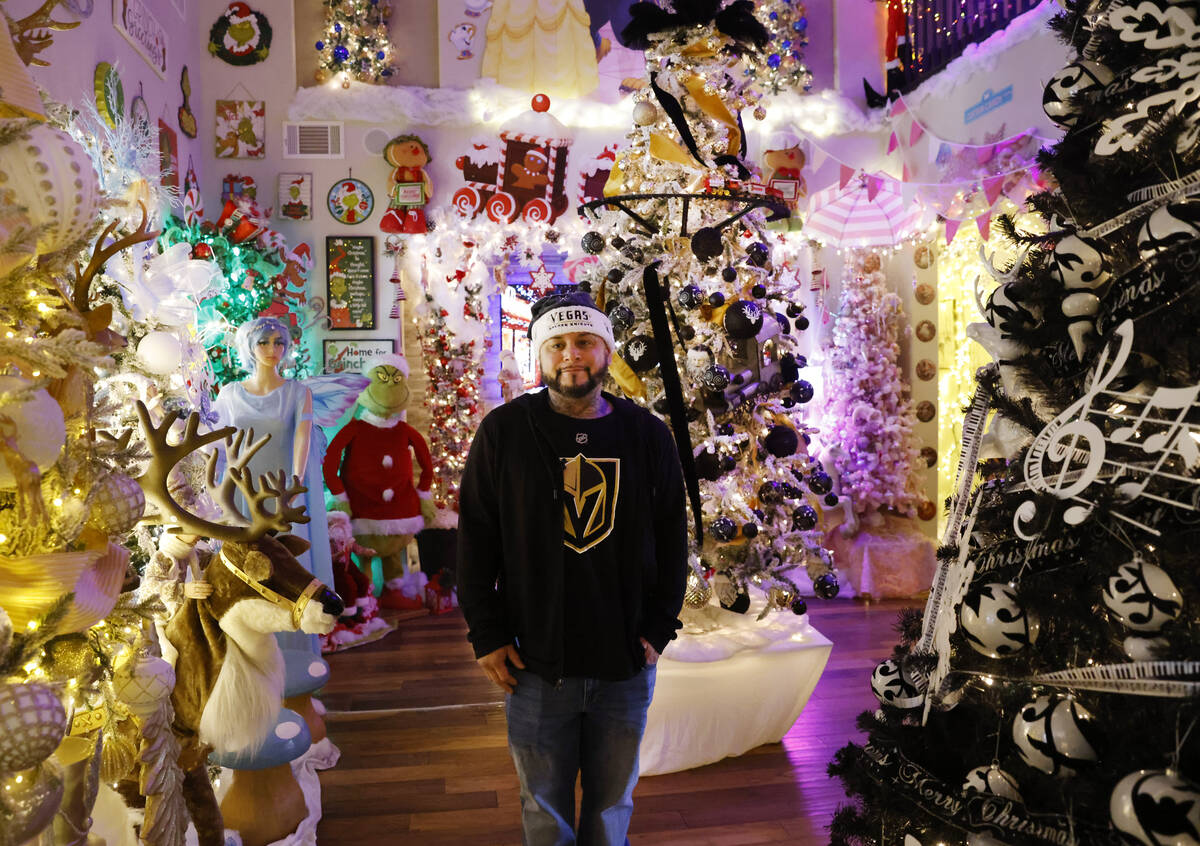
[{"xmin": 823, "ymin": 252, "xmax": 922, "ymax": 525}]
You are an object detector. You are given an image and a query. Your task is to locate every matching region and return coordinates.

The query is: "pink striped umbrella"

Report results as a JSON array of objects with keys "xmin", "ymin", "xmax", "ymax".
[{"xmin": 804, "ymin": 177, "xmax": 924, "ymax": 247}]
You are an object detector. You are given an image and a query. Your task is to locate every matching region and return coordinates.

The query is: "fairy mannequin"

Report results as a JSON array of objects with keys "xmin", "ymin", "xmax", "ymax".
[{"xmin": 212, "ymin": 317, "xmax": 336, "ymax": 612}]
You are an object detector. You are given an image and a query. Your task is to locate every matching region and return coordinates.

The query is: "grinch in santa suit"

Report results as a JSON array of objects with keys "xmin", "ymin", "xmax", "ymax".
[{"xmin": 323, "ymin": 355, "xmax": 435, "ymax": 608}]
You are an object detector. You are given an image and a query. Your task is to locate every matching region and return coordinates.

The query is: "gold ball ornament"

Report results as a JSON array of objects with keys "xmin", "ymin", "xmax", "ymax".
[
  {"xmin": 0, "ymin": 123, "xmax": 101, "ymax": 256},
  {"xmin": 40, "ymin": 637, "xmax": 97, "ymax": 682},
  {"xmin": 768, "ymin": 586, "xmax": 794, "ymax": 610},
  {"xmin": 0, "ymin": 683, "xmax": 68, "ymax": 772},
  {"xmin": 0, "ymin": 760, "xmax": 64, "ymax": 846},
  {"xmin": 632, "ymin": 100, "xmax": 658, "ymax": 127},
  {"xmin": 314, "ymin": 67, "xmax": 330, "ymax": 83},
  {"xmin": 86, "ymin": 473, "xmax": 146, "ymax": 535},
  {"xmin": 753, "ymin": 105, "xmax": 767, "ymax": 121},
  {"xmin": 684, "ymin": 571, "xmax": 713, "ymax": 608},
  {"xmin": 112, "ymin": 652, "xmax": 174, "ymax": 717},
  {"xmin": 0, "ymin": 376, "xmax": 66, "ymax": 488},
  {"xmin": 99, "ymin": 721, "xmax": 140, "ymax": 784},
  {"xmin": 0, "ymin": 606, "xmax": 11, "ymax": 656}
]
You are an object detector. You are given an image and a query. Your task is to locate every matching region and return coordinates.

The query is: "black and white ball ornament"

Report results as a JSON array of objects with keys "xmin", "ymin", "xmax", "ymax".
[
  {"xmin": 962, "ymin": 764, "xmax": 1023, "ymax": 802},
  {"xmin": 694, "ymin": 448, "xmax": 724, "ymax": 481},
  {"xmin": 807, "ymin": 471, "xmax": 833, "ymax": 495},
  {"xmin": 870, "ymin": 658, "xmax": 926, "ymax": 709},
  {"xmin": 709, "ymin": 516, "xmax": 738, "ymax": 542},
  {"xmin": 678, "ymin": 284, "xmax": 704, "ymax": 309},
  {"xmin": 1110, "ymin": 769, "xmax": 1200, "ymax": 846},
  {"xmin": 758, "ymin": 481, "xmax": 785, "ymax": 505},
  {"xmin": 1012, "ymin": 695, "xmax": 1101, "ymax": 776},
  {"xmin": 1042, "ymin": 61, "xmax": 1113, "ymax": 128},
  {"xmin": 791, "ymin": 504, "xmax": 818, "ymax": 531},
  {"xmin": 700, "ymin": 364, "xmax": 732, "ymax": 391},
  {"xmin": 581, "ymin": 231, "xmax": 605, "ymax": 255},
  {"xmin": 814, "ymin": 572, "xmax": 840, "ymax": 599},
  {"xmin": 745, "ymin": 242, "xmax": 769, "ymax": 267},
  {"xmin": 623, "ymin": 335, "xmax": 659, "ymax": 372},
  {"xmin": 608, "ymin": 304, "xmax": 635, "ymax": 331},
  {"xmin": 1051, "ymin": 233, "xmax": 1111, "ymax": 291},
  {"xmin": 1103, "ymin": 557, "xmax": 1182, "ymax": 632},
  {"xmin": 959, "ymin": 582, "xmax": 1040, "ymax": 658},
  {"xmin": 1122, "ymin": 635, "xmax": 1169, "ymax": 661},
  {"xmin": 723, "ymin": 300, "xmax": 764, "ymax": 339},
  {"xmin": 1137, "ymin": 198, "xmax": 1200, "ymax": 260}
]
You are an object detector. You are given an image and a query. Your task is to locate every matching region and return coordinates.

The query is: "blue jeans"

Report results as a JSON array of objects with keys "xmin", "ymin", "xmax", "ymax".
[{"xmin": 505, "ymin": 666, "xmax": 657, "ymax": 846}]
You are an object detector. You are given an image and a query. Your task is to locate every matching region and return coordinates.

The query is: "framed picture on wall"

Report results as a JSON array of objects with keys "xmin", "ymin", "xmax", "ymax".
[
  {"xmin": 326, "ymin": 236, "xmax": 376, "ymax": 330},
  {"xmin": 214, "ymin": 99, "xmax": 265, "ymax": 158},
  {"xmin": 158, "ymin": 119, "xmax": 179, "ymax": 189},
  {"xmin": 278, "ymin": 173, "xmax": 313, "ymax": 220},
  {"xmin": 323, "ymin": 338, "xmax": 395, "ymax": 374}
]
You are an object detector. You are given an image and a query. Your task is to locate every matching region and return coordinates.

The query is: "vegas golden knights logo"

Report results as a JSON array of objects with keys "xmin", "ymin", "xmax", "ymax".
[{"xmin": 561, "ymin": 454, "xmax": 620, "ymax": 553}]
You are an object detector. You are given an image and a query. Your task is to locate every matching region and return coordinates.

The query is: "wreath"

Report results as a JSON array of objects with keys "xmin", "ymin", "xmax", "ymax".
[{"xmin": 208, "ymin": 2, "xmax": 272, "ymax": 67}]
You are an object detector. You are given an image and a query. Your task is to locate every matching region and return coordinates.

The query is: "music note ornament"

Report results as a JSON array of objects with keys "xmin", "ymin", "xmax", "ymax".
[{"xmin": 1018, "ymin": 319, "xmax": 1200, "ymax": 538}]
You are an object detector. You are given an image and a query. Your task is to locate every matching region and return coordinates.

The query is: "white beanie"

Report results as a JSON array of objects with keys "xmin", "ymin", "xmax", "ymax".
[{"xmin": 528, "ymin": 292, "xmax": 614, "ymax": 354}]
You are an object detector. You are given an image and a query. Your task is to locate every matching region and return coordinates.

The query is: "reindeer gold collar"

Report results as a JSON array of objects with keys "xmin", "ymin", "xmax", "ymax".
[{"xmin": 219, "ymin": 549, "xmax": 322, "ymax": 630}]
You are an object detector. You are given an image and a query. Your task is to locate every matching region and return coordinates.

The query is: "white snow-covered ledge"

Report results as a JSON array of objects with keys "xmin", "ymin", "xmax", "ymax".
[{"xmin": 288, "ymin": 79, "xmax": 875, "ymax": 140}]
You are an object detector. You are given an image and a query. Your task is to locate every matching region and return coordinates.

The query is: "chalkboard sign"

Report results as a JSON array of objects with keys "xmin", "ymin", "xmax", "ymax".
[{"xmin": 326, "ymin": 235, "xmax": 375, "ymax": 330}]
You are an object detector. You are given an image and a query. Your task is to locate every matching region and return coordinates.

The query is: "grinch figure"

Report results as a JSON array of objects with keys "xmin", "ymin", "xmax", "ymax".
[{"xmin": 323, "ymin": 355, "xmax": 435, "ymax": 608}]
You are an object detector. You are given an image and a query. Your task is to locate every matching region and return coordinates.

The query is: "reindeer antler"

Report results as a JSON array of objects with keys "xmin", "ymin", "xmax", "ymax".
[
  {"xmin": 201, "ymin": 429, "xmax": 310, "ymax": 533},
  {"xmin": 72, "ymin": 204, "xmax": 159, "ymax": 313},
  {"xmin": 136, "ymin": 400, "xmax": 308, "ymax": 542},
  {"xmin": 11, "ymin": 0, "xmax": 81, "ymax": 67}
]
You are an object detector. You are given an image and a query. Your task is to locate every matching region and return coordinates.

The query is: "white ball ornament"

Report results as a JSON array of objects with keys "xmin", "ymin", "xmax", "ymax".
[
  {"xmin": 0, "ymin": 123, "xmax": 101, "ymax": 255},
  {"xmin": 112, "ymin": 652, "xmax": 175, "ymax": 717},
  {"xmin": 632, "ymin": 100, "xmax": 659, "ymax": 126},
  {"xmin": 0, "ymin": 682, "xmax": 68, "ymax": 772},
  {"xmin": 959, "ymin": 582, "xmax": 1039, "ymax": 658},
  {"xmin": 1111, "ymin": 769, "xmax": 1200, "ymax": 846},
  {"xmin": 1123, "ymin": 635, "xmax": 1169, "ymax": 662},
  {"xmin": 1137, "ymin": 198, "xmax": 1200, "ymax": 260},
  {"xmin": 962, "ymin": 764, "xmax": 1023, "ymax": 802},
  {"xmin": 1103, "ymin": 558, "xmax": 1182, "ymax": 633},
  {"xmin": 1042, "ymin": 61, "xmax": 1113, "ymax": 128},
  {"xmin": 136, "ymin": 331, "xmax": 183, "ymax": 375},
  {"xmin": 0, "ymin": 376, "xmax": 66, "ymax": 488},
  {"xmin": 870, "ymin": 658, "xmax": 926, "ymax": 709},
  {"xmin": 1012, "ymin": 694, "xmax": 1101, "ymax": 776},
  {"xmin": 86, "ymin": 472, "xmax": 146, "ymax": 535},
  {"xmin": 1051, "ymin": 233, "xmax": 1111, "ymax": 291}
]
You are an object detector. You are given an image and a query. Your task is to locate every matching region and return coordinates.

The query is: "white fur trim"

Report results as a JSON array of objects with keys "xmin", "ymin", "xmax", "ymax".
[
  {"xmin": 382, "ymin": 488, "xmax": 394, "ymax": 502},
  {"xmin": 382, "ymin": 455, "xmax": 394, "ymax": 468},
  {"xmin": 201, "ymin": 599, "xmax": 285, "ymax": 756},
  {"xmin": 418, "ymin": 489, "xmax": 432, "ymax": 500},
  {"xmin": 530, "ymin": 305, "xmax": 614, "ymax": 355},
  {"xmin": 360, "ymin": 409, "xmax": 401, "ymax": 428},
  {"xmin": 351, "ymin": 515, "xmax": 425, "ymax": 535},
  {"xmin": 332, "ymin": 492, "xmax": 349, "ymax": 502}
]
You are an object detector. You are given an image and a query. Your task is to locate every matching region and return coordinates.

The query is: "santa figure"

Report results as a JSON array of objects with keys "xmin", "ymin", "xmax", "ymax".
[{"xmin": 323, "ymin": 354, "xmax": 435, "ymax": 608}]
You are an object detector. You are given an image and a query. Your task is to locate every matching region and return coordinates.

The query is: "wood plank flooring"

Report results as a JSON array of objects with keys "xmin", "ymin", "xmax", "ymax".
[{"xmin": 316, "ymin": 598, "xmax": 914, "ymax": 845}]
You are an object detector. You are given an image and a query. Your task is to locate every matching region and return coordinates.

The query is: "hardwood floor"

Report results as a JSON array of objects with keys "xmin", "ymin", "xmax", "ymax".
[{"xmin": 316, "ymin": 598, "xmax": 915, "ymax": 845}]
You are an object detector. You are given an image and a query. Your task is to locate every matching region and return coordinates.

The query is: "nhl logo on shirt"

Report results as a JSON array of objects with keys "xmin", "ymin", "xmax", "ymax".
[{"xmin": 561, "ymin": 454, "xmax": 619, "ymax": 553}]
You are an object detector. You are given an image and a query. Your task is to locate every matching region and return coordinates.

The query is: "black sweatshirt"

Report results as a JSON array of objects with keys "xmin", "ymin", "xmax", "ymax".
[{"xmin": 456, "ymin": 389, "xmax": 688, "ymax": 684}]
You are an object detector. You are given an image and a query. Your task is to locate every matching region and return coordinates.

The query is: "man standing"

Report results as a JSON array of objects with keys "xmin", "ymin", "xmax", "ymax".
[{"xmin": 457, "ymin": 291, "xmax": 688, "ymax": 846}]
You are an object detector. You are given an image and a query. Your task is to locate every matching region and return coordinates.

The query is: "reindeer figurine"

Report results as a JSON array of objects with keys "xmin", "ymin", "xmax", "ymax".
[{"xmin": 134, "ymin": 402, "xmax": 344, "ymax": 846}]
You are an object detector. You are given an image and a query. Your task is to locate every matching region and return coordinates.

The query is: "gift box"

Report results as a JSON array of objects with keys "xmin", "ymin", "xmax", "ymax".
[{"xmin": 424, "ymin": 572, "xmax": 456, "ymax": 615}]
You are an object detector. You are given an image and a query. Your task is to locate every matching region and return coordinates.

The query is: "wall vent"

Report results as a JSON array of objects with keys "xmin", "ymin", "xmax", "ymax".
[{"xmin": 283, "ymin": 122, "xmax": 344, "ymax": 158}]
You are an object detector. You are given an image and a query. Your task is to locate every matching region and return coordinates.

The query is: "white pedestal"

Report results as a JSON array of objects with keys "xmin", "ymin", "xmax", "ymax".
[{"xmin": 639, "ymin": 600, "xmax": 833, "ymax": 777}]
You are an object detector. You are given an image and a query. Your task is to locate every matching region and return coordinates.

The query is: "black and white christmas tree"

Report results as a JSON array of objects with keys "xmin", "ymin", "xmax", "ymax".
[
  {"xmin": 579, "ymin": 0, "xmax": 839, "ymax": 611},
  {"xmin": 830, "ymin": 2, "xmax": 1200, "ymax": 844}
]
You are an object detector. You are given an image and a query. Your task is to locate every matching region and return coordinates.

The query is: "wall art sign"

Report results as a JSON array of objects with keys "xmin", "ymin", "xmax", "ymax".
[
  {"xmin": 214, "ymin": 99, "xmax": 265, "ymax": 159},
  {"xmin": 327, "ymin": 177, "xmax": 374, "ymax": 224},
  {"xmin": 158, "ymin": 119, "xmax": 178, "ymax": 189},
  {"xmin": 278, "ymin": 173, "xmax": 313, "ymax": 221},
  {"xmin": 208, "ymin": 2, "xmax": 272, "ymax": 66},
  {"xmin": 323, "ymin": 338, "xmax": 395, "ymax": 374},
  {"xmin": 113, "ymin": 0, "xmax": 168, "ymax": 78},
  {"xmin": 326, "ymin": 236, "xmax": 376, "ymax": 330},
  {"xmin": 963, "ymin": 85, "xmax": 1012, "ymax": 124}
]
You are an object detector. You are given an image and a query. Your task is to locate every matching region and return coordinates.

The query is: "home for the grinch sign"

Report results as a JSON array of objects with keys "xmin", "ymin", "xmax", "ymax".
[{"xmin": 113, "ymin": 0, "xmax": 168, "ymax": 78}]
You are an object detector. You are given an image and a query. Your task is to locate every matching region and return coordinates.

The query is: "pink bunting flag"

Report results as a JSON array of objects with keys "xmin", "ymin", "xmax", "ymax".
[
  {"xmin": 983, "ymin": 175, "xmax": 1006, "ymax": 206},
  {"xmin": 902, "ymin": 163, "xmax": 911, "ymax": 182},
  {"xmin": 976, "ymin": 144, "xmax": 996, "ymax": 165},
  {"xmin": 909, "ymin": 121, "xmax": 925, "ymax": 146},
  {"xmin": 977, "ymin": 213, "xmax": 992, "ymax": 241},
  {"xmin": 945, "ymin": 218, "xmax": 961, "ymax": 244},
  {"xmin": 890, "ymin": 97, "xmax": 908, "ymax": 118},
  {"xmin": 810, "ymin": 145, "xmax": 828, "ymax": 172},
  {"xmin": 840, "ymin": 164, "xmax": 855, "ymax": 190},
  {"xmin": 887, "ymin": 132, "xmax": 899, "ymax": 155},
  {"xmin": 866, "ymin": 176, "xmax": 883, "ymax": 201}
]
